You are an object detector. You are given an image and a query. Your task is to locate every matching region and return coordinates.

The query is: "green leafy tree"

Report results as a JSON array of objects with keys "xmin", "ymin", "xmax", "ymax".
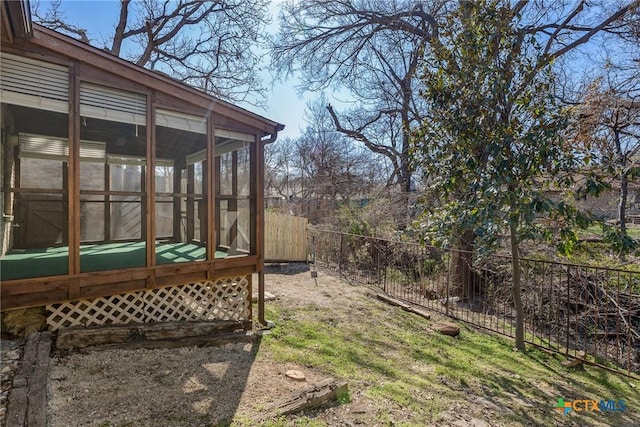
[{"xmin": 411, "ymin": 0, "xmax": 595, "ymax": 351}]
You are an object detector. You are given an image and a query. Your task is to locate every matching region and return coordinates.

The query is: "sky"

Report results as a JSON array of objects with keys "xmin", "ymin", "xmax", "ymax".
[{"xmin": 34, "ymin": 0, "xmax": 318, "ymax": 141}]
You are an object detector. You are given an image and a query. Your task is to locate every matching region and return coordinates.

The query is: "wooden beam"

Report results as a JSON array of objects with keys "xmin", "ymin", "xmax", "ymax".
[
  {"xmin": 0, "ymin": 258, "xmax": 260, "ymax": 310},
  {"xmin": 56, "ymin": 320, "xmax": 252, "ymax": 350},
  {"xmin": 146, "ymin": 95, "xmax": 155, "ymax": 268},
  {"xmin": 172, "ymin": 167, "xmax": 182, "ymax": 242},
  {"xmin": 68, "ymin": 63, "xmax": 80, "ymax": 275},
  {"xmin": 254, "ymin": 134, "xmax": 265, "ymax": 324},
  {"xmin": 8, "ymin": 188, "xmax": 64, "ymax": 194},
  {"xmin": 206, "ymin": 115, "xmax": 216, "ymax": 278},
  {"xmin": 186, "ymin": 164, "xmax": 195, "ymax": 242},
  {"xmin": 62, "ymin": 162, "xmax": 69, "ymax": 246},
  {"xmin": 253, "ymin": 134, "xmax": 262, "ymax": 257},
  {"xmin": 200, "ymin": 160, "xmax": 208, "ymax": 243},
  {"xmin": 229, "ymin": 151, "xmax": 238, "ymax": 250},
  {"xmin": 103, "ymin": 164, "xmax": 110, "ymax": 241},
  {"xmin": 214, "ymin": 155, "xmax": 221, "ymax": 248}
]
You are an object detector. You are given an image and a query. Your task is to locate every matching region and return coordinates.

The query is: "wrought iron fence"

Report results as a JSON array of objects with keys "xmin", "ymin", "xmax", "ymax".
[{"xmin": 309, "ymin": 228, "xmax": 640, "ymax": 379}]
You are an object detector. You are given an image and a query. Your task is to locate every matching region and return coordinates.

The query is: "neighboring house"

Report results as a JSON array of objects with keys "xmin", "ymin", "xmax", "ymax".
[{"xmin": 0, "ymin": 1, "xmax": 283, "ymax": 330}]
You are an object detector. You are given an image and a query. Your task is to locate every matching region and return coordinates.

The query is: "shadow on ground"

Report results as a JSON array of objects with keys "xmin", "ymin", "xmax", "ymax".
[{"xmin": 48, "ymin": 338, "xmax": 263, "ymax": 426}]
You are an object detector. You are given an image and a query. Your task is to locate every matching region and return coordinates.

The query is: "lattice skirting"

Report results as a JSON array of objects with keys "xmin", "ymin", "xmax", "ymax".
[{"xmin": 46, "ymin": 275, "xmax": 251, "ymax": 330}]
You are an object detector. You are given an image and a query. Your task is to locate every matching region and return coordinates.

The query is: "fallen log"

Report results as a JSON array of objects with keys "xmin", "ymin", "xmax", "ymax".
[
  {"xmin": 431, "ymin": 321, "xmax": 461, "ymax": 337},
  {"xmin": 561, "ymin": 351, "xmax": 587, "ymax": 368},
  {"xmin": 376, "ymin": 294, "xmax": 431, "ymax": 320},
  {"xmin": 253, "ymin": 378, "xmax": 348, "ymax": 422}
]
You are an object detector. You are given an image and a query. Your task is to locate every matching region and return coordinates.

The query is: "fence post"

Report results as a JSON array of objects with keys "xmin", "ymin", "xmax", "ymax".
[
  {"xmin": 338, "ymin": 233, "xmax": 344, "ymax": 273},
  {"xmin": 566, "ymin": 265, "xmax": 571, "ymax": 354},
  {"xmin": 445, "ymin": 251, "xmax": 451, "ymax": 317}
]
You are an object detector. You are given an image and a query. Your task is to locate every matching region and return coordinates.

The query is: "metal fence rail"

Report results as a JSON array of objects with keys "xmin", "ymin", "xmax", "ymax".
[{"xmin": 309, "ymin": 228, "xmax": 640, "ymax": 379}]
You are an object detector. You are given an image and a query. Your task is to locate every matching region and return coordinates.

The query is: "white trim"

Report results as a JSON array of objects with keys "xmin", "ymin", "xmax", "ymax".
[
  {"xmin": 156, "ymin": 109, "xmax": 207, "ymax": 134},
  {"xmin": 216, "ymin": 140, "xmax": 251, "ymax": 157},
  {"xmin": 185, "ymin": 139, "xmax": 251, "ymax": 165},
  {"xmin": 186, "ymin": 149, "xmax": 207, "ymax": 165},
  {"xmin": 107, "ymin": 154, "xmax": 146, "ymax": 166},
  {"xmin": 215, "ymin": 129, "xmax": 254, "ymax": 142},
  {"xmin": 155, "ymin": 158, "xmax": 174, "ymax": 168}
]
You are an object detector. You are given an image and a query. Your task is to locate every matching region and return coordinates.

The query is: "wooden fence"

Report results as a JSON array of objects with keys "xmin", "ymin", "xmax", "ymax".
[{"xmin": 264, "ymin": 212, "xmax": 308, "ymax": 262}]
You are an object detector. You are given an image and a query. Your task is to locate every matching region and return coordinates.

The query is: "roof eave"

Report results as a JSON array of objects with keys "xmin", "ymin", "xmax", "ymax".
[{"xmin": 2, "ymin": 0, "xmax": 33, "ymax": 41}]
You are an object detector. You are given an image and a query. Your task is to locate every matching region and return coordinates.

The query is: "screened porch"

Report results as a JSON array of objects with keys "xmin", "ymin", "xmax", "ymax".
[{"xmin": 1, "ymin": 37, "xmax": 280, "ymax": 315}]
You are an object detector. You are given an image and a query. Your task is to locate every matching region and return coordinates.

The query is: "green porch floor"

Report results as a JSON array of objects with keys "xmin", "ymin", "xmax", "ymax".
[{"xmin": 1, "ymin": 242, "xmax": 227, "ymax": 281}]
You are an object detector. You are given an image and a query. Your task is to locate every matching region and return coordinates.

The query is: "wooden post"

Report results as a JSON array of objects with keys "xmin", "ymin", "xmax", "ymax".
[
  {"xmin": 104, "ymin": 164, "xmax": 111, "ymax": 241},
  {"xmin": 68, "ymin": 63, "xmax": 80, "ymax": 277},
  {"xmin": 206, "ymin": 117, "xmax": 216, "ymax": 277},
  {"xmin": 252, "ymin": 134, "xmax": 261, "ymax": 257},
  {"xmin": 172, "ymin": 165, "xmax": 182, "ymax": 242},
  {"xmin": 146, "ymin": 97, "xmax": 155, "ymax": 269},
  {"xmin": 255, "ymin": 133, "xmax": 266, "ymax": 325},
  {"xmin": 214, "ymin": 156, "xmax": 221, "ymax": 248},
  {"xmin": 140, "ymin": 171, "xmax": 147, "ymax": 241},
  {"xmin": 229, "ymin": 151, "xmax": 238, "ymax": 250},
  {"xmin": 201, "ymin": 160, "xmax": 208, "ymax": 243},
  {"xmin": 338, "ymin": 233, "xmax": 344, "ymax": 273},
  {"xmin": 62, "ymin": 163, "xmax": 69, "ymax": 246},
  {"xmin": 186, "ymin": 164, "xmax": 195, "ymax": 242}
]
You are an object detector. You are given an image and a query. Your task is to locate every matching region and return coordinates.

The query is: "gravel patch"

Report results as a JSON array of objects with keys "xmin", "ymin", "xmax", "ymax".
[{"xmin": 0, "ymin": 339, "xmax": 25, "ymax": 427}]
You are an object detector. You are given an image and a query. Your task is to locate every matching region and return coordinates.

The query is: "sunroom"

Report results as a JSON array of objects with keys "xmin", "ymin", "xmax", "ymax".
[{"xmin": 0, "ymin": 6, "xmax": 282, "ymax": 330}]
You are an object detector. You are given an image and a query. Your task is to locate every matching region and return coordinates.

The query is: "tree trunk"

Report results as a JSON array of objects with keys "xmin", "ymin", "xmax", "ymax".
[
  {"xmin": 509, "ymin": 218, "xmax": 525, "ymax": 352},
  {"xmin": 615, "ymin": 128, "xmax": 628, "ymax": 237},
  {"xmin": 619, "ymin": 174, "xmax": 628, "ymax": 236},
  {"xmin": 450, "ymin": 229, "xmax": 475, "ymax": 300}
]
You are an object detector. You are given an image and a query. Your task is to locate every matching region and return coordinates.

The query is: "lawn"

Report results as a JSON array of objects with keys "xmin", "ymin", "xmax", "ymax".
[
  {"xmin": 43, "ymin": 265, "xmax": 639, "ymax": 426},
  {"xmin": 252, "ymin": 266, "xmax": 640, "ymax": 427},
  {"xmin": 581, "ymin": 225, "xmax": 640, "ymax": 241}
]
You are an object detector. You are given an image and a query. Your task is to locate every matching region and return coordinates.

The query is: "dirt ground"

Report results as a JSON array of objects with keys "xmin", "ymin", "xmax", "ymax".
[{"xmin": 46, "ymin": 264, "xmax": 387, "ymax": 427}]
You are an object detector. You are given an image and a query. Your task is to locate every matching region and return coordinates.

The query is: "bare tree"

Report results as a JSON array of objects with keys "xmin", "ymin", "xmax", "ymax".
[
  {"xmin": 265, "ymin": 96, "xmax": 388, "ymax": 221},
  {"xmin": 264, "ymin": 137, "xmax": 298, "ymax": 201},
  {"xmin": 296, "ymin": 96, "xmax": 382, "ymax": 203},
  {"xmin": 575, "ymin": 76, "xmax": 640, "ymax": 250},
  {"xmin": 271, "ymin": 0, "xmax": 442, "ymax": 225},
  {"xmin": 32, "ymin": 0, "xmax": 270, "ymax": 104}
]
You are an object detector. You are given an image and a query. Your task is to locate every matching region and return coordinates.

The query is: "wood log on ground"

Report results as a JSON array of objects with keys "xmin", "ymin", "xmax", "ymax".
[
  {"xmin": 252, "ymin": 378, "xmax": 348, "ymax": 422},
  {"xmin": 6, "ymin": 332, "xmax": 50, "ymax": 427},
  {"xmin": 431, "ymin": 321, "xmax": 460, "ymax": 337},
  {"xmin": 56, "ymin": 319, "xmax": 252, "ymax": 349},
  {"xmin": 561, "ymin": 351, "xmax": 587, "ymax": 368},
  {"xmin": 376, "ymin": 294, "xmax": 431, "ymax": 320}
]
